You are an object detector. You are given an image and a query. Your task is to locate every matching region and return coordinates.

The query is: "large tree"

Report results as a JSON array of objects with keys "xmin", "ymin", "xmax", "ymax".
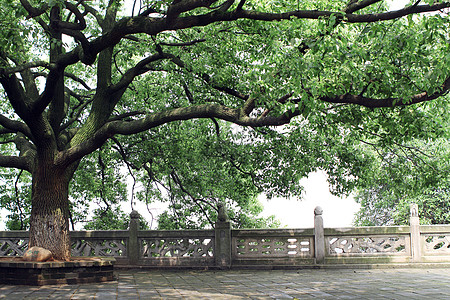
[{"xmin": 1, "ymin": 0, "xmax": 450, "ymax": 260}]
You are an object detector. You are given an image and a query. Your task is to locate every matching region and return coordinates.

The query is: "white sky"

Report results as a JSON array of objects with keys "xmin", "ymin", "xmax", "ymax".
[{"xmin": 259, "ymin": 171, "xmax": 360, "ymax": 228}]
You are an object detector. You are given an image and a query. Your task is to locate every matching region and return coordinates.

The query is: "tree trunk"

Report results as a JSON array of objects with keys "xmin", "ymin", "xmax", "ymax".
[{"xmin": 28, "ymin": 162, "xmax": 71, "ymax": 261}]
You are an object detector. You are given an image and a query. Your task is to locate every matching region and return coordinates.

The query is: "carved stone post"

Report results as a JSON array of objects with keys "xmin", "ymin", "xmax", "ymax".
[
  {"xmin": 314, "ymin": 206, "xmax": 325, "ymax": 264},
  {"xmin": 410, "ymin": 203, "xmax": 421, "ymax": 262},
  {"xmin": 128, "ymin": 210, "xmax": 140, "ymax": 265},
  {"xmin": 215, "ymin": 203, "xmax": 231, "ymax": 268}
]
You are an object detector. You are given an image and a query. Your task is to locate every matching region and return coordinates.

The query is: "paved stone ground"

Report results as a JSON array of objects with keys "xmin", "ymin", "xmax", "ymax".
[{"xmin": 1, "ymin": 268, "xmax": 450, "ymax": 299}]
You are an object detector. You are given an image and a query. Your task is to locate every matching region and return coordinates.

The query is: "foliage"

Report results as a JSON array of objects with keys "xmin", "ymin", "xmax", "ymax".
[
  {"xmin": 0, "ymin": 0, "xmax": 450, "ymax": 258},
  {"xmin": 83, "ymin": 207, "xmax": 150, "ymax": 230},
  {"xmin": 0, "ymin": 169, "xmax": 31, "ymax": 230},
  {"xmin": 354, "ymin": 130, "xmax": 450, "ymax": 226}
]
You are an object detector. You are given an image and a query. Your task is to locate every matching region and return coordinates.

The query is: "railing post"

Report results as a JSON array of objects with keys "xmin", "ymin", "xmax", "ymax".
[
  {"xmin": 314, "ymin": 206, "xmax": 325, "ymax": 264},
  {"xmin": 128, "ymin": 210, "xmax": 140, "ymax": 265},
  {"xmin": 215, "ymin": 203, "xmax": 231, "ymax": 268},
  {"xmin": 410, "ymin": 203, "xmax": 421, "ymax": 262}
]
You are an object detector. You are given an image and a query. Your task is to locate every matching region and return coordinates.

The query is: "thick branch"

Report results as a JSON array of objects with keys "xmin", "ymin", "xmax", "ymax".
[
  {"xmin": 0, "ymin": 61, "xmax": 52, "ymax": 76},
  {"xmin": 19, "ymin": 0, "xmax": 48, "ymax": 18},
  {"xmin": 59, "ymin": 1, "xmax": 87, "ymax": 30},
  {"xmin": 231, "ymin": 3, "xmax": 450, "ymax": 23},
  {"xmin": 0, "ymin": 115, "xmax": 33, "ymax": 139},
  {"xmin": 0, "ymin": 128, "xmax": 14, "ymax": 135},
  {"xmin": 322, "ymin": 77, "xmax": 450, "ymax": 108},
  {"xmin": 20, "ymin": 69, "xmax": 39, "ymax": 101},
  {"xmin": 0, "ymin": 74, "xmax": 32, "ymax": 121},
  {"xmin": 0, "ymin": 155, "xmax": 32, "ymax": 171},
  {"xmin": 31, "ymin": 68, "xmax": 65, "ymax": 115},
  {"xmin": 80, "ymin": 2, "xmax": 105, "ymax": 27},
  {"xmin": 61, "ymin": 28, "xmax": 91, "ymax": 51},
  {"xmin": 56, "ymin": 103, "xmax": 299, "ymax": 166},
  {"xmin": 345, "ymin": 0, "xmax": 382, "ymax": 14},
  {"xmin": 166, "ymin": 0, "xmax": 217, "ymax": 23},
  {"xmin": 241, "ymin": 97, "xmax": 255, "ymax": 116},
  {"xmin": 56, "ymin": 2, "xmax": 450, "ymax": 69}
]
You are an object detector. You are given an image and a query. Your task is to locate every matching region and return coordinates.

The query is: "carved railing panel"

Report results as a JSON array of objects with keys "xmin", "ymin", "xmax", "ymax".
[
  {"xmin": 424, "ymin": 235, "xmax": 450, "ymax": 254},
  {"xmin": 141, "ymin": 238, "xmax": 214, "ymax": 258},
  {"xmin": 328, "ymin": 236, "xmax": 407, "ymax": 255},
  {"xmin": 234, "ymin": 237, "xmax": 312, "ymax": 257},
  {"xmin": 0, "ymin": 239, "xmax": 29, "ymax": 256},
  {"xmin": 71, "ymin": 239, "xmax": 127, "ymax": 257}
]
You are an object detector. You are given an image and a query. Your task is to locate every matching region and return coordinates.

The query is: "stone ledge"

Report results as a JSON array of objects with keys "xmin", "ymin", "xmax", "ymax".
[
  {"xmin": 0, "ymin": 257, "xmax": 116, "ymax": 286},
  {"xmin": 228, "ymin": 262, "xmax": 450, "ymax": 270}
]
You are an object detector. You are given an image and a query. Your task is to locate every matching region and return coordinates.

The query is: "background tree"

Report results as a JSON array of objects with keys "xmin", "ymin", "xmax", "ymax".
[
  {"xmin": 1, "ymin": 0, "xmax": 450, "ymax": 260},
  {"xmin": 354, "ymin": 128, "xmax": 450, "ymax": 226}
]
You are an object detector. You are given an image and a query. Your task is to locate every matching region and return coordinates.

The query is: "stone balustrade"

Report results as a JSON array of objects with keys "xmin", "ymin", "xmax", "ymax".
[{"xmin": 1, "ymin": 204, "xmax": 449, "ymax": 268}]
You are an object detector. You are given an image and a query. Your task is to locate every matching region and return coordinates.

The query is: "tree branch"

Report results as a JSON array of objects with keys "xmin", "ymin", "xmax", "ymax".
[
  {"xmin": 110, "ymin": 52, "xmax": 166, "ymax": 93},
  {"xmin": 0, "ymin": 61, "xmax": 52, "ymax": 76},
  {"xmin": 166, "ymin": 0, "xmax": 218, "ymax": 23},
  {"xmin": 64, "ymin": 72, "xmax": 92, "ymax": 90},
  {"xmin": 166, "ymin": 53, "xmax": 248, "ymax": 100},
  {"xmin": 59, "ymin": 1, "xmax": 87, "ymax": 31},
  {"xmin": 108, "ymin": 111, "xmax": 146, "ymax": 122},
  {"xmin": 170, "ymin": 169, "xmax": 216, "ymax": 227},
  {"xmin": 31, "ymin": 68, "xmax": 65, "ymax": 115},
  {"xmin": 60, "ymin": 97, "xmax": 94, "ymax": 131},
  {"xmin": 60, "ymin": 28, "xmax": 91, "ymax": 51},
  {"xmin": 241, "ymin": 96, "xmax": 255, "ymax": 116},
  {"xmin": 230, "ymin": 3, "xmax": 450, "ymax": 23},
  {"xmin": 0, "ymin": 155, "xmax": 32, "ymax": 172},
  {"xmin": 0, "ymin": 74, "xmax": 32, "ymax": 121},
  {"xmin": 80, "ymin": 1, "xmax": 104, "ymax": 27},
  {"xmin": 236, "ymin": 0, "xmax": 246, "ymax": 11},
  {"xmin": 0, "ymin": 138, "xmax": 14, "ymax": 145},
  {"xmin": 345, "ymin": 0, "xmax": 383, "ymax": 14},
  {"xmin": 19, "ymin": 0, "xmax": 48, "ymax": 18},
  {"xmin": 0, "ymin": 115, "xmax": 33, "ymax": 139},
  {"xmin": 50, "ymin": 0, "xmax": 450, "ymax": 72},
  {"xmin": 54, "ymin": 1, "xmax": 450, "ymax": 69},
  {"xmin": 260, "ymin": 92, "xmax": 294, "ymax": 118},
  {"xmin": 56, "ymin": 102, "xmax": 300, "ymax": 167},
  {"xmin": 159, "ymin": 38, "xmax": 206, "ymax": 47},
  {"xmin": 0, "ymin": 128, "xmax": 14, "ymax": 135},
  {"xmin": 321, "ymin": 76, "xmax": 450, "ymax": 108}
]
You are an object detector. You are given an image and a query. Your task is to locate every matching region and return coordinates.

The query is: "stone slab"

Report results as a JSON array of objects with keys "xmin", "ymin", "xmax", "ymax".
[{"xmin": 0, "ymin": 257, "xmax": 116, "ymax": 286}]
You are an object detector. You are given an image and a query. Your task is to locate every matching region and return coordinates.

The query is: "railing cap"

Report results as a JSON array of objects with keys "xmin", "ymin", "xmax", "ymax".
[
  {"xmin": 314, "ymin": 206, "xmax": 323, "ymax": 216},
  {"xmin": 130, "ymin": 210, "xmax": 140, "ymax": 219}
]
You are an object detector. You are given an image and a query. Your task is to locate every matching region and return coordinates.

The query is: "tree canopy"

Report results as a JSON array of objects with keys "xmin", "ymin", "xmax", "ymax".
[
  {"xmin": 354, "ymin": 133, "xmax": 450, "ymax": 226},
  {"xmin": 0, "ymin": 0, "xmax": 450, "ymax": 259}
]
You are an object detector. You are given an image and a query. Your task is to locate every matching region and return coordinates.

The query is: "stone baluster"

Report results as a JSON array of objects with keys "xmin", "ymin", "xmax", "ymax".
[
  {"xmin": 128, "ymin": 210, "xmax": 140, "ymax": 265},
  {"xmin": 409, "ymin": 203, "xmax": 421, "ymax": 262},
  {"xmin": 314, "ymin": 206, "xmax": 325, "ymax": 264},
  {"xmin": 215, "ymin": 202, "xmax": 231, "ymax": 268}
]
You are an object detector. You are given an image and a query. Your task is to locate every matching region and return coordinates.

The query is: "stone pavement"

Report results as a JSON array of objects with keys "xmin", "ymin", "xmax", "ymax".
[{"xmin": 1, "ymin": 268, "xmax": 450, "ymax": 299}]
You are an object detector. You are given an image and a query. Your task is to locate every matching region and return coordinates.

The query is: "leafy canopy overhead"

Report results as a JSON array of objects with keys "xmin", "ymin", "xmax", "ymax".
[{"xmin": 0, "ymin": 0, "xmax": 449, "ymax": 230}]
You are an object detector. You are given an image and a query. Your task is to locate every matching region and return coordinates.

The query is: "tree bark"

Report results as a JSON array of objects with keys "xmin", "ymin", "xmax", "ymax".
[{"xmin": 28, "ymin": 161, "xmax": 71, "ymax": 261}]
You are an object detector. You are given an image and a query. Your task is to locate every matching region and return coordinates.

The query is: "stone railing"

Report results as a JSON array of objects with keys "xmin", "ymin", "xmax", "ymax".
[{"xmin": 1, "ymin": 204, "xmax": 449, "ymax": 268}]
